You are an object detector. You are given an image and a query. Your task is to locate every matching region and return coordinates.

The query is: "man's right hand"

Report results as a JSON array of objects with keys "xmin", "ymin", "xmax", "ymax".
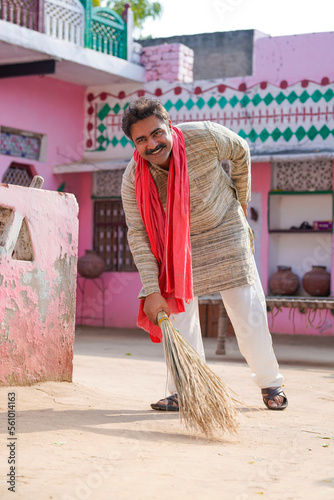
[{"xmin": 143, "ymin": 293, "xmax": 170, "ymax": 325}]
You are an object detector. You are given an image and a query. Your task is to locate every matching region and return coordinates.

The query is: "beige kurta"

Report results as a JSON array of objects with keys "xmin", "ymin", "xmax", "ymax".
[{"xmin": 121, "ymin": 121, "xmax": 256, "ymax": 298}]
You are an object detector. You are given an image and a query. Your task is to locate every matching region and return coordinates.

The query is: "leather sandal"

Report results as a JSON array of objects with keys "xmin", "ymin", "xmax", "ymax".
[
  {"xmin": 150, "ymin": 393, "xmax": 179, "ymax": 412},
  {"xmin": 261, "ymin": 387, "xmax": 288, "ymax": 410}
]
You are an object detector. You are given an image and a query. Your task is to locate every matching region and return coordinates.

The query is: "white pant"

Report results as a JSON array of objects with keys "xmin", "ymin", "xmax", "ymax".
[{"xmin": 168, "ymin": 265, "xmax": 283, "ymax": 394}]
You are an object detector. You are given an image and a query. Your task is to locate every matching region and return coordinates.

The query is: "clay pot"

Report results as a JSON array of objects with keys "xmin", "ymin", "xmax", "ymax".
[
  {"xmin": 302, "ymin": 265, "xmax": 331, "ymax": 297},
  {"xmin": 77, "ymin": 250, "xmax": 105, "ymax": 279},
  {"xmin": 269, "ymin": 266, "xmax": 300, "ymax": 295}
]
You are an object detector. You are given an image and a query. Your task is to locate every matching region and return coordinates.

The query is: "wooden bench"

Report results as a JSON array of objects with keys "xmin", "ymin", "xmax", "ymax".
[
  {"xmin": 199, "ymin": 295, "xmax": 334, "ymax": 355},
  {"xmin": 198, "ymin": 294, "xmax": 228, "ymax": 354}
]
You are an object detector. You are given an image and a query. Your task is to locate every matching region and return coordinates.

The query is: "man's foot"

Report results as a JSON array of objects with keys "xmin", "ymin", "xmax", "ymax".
[
  {"xmin": 150, "ymin": 393, "xmax": 179, "ymax": 411},
  {"xmin": 261, "ymin": 387, "xmax": 288, "ymax": 410}
]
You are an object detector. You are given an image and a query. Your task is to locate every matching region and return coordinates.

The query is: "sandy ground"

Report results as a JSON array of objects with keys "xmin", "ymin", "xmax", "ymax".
[{"xmin": 0, "ymin": 327, "xmax": 333, "ymax": 500}]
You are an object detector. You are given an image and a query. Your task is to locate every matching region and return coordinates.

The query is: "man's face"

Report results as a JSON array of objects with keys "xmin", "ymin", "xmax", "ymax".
[{"xmin": 130, "ymin": 115, "xmax": 173, "ymax": 170}]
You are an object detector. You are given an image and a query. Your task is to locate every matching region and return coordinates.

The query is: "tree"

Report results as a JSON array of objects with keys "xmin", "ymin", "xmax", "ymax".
[{"xmin": 104, "ymin": 0, "xmax": 162, "ymax": 31}]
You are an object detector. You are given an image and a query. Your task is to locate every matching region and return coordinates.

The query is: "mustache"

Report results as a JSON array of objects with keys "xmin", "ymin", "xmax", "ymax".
[{"xmin": 146, "ymin": 144, "xmax": 166, "ymax": 155}]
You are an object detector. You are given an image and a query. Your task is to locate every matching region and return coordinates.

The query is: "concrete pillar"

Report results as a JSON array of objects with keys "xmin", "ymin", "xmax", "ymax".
[
  {"xmin": 141, "ymin": 43, "xmax": 194, "ymax": 83},
  {"xmin": 0, "ymin": 184, "xmax": 79, "ymax": 386}
]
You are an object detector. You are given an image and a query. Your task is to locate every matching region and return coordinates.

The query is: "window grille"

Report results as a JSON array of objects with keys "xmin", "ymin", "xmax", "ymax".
[
  {"xmin": 272, "ymin": 159, "xmax": 332, "ymax": 191},
  {"xmin": 2, "ymin": 162, "xmax": 34, "ymax": 187},
  {"xmin": 93, "ymin": 199, "xmax": 136, "ymax": 272}
]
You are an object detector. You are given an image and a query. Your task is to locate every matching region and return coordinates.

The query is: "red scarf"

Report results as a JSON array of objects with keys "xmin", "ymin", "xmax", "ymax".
[{"xmin": 134, "ymin": 126, "xmax": 193, "ymax": 342}]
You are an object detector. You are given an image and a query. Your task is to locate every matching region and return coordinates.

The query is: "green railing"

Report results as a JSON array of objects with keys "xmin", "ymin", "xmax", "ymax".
[
  {"xmin": 3, "ymin": 0, "xmax": 128, "ymax": 61},
  {"xmin": 87, "ymin": 6, "xmax": 127, "ymax": 59}
]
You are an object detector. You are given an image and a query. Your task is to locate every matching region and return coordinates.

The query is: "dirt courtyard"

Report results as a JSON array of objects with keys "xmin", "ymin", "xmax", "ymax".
[{"xmin": 0, "ymin": 327, "xmax": 333, "ymax": 500}]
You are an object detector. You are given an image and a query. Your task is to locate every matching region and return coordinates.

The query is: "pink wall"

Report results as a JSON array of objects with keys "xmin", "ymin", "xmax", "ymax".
[
  {"xmin": 251, "ymin": 162, "xmax": 271, "ymax": 292},
  {"xmin": 232, "ymin": 160, "xmax": 334, "ymax": 337},
  {"xmin": 71, "ymin": 172, "xmax": 143, "ymax": 328},
  {"xmin": 78, "ymin": 31, "xmax": 334, "ymax": 335},
  {"xmin": 268, "ymin": 308, "xmax": 334, "ymax": 336},
  {"xmin": 0, "ymin": 184, "xmax": 78, "ymax": 385},
  {"xmin": 135, "ymin": 31, "xmax": 334, "ymax": 90},
  {"xmin": 331, "ymin": 161, "xmax": 334, "ymax": 295},
  {"xmin": 0, "ymin": 75, "xmax": 85, "ymax": 192},
  {"xmin": 67, "ymin": 172, "xmax": 93, "ymax": 254},
  {"xmin": 253, "ymin": 32, "xmax": 334, "ymax": 85},
  {"xmin": 76, "ymin": 271, "xmax": 142, "ymax": 328},
  {"xmin": 141, "ymin": 43, "xmax": 194, "ymax": 83},
  {"xmin": 254, "ymin": 161, "xmax": 334, "ymax": 337},
  {"xmin": 220, "ymin": 31, "xmax": 334, "ymax": 88}
]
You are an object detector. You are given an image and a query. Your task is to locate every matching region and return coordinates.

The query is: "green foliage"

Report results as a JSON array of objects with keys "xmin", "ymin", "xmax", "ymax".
[
  {"xmin": 92, "ymin": 0, "xmax": 101, "ymax": 6},
  {"xmin": 105, "ymin": 0, "xmax": 162, "ymax": 30}
]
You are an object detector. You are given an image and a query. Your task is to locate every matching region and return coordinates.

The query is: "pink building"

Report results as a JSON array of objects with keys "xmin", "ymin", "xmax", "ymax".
[
  {"xmin": 0, "ymin": 1, "xmax": 144, "ymax": 384},
  {"xmin": 1, "ymin": 8, "xmax": 334, "ymax": 342}
]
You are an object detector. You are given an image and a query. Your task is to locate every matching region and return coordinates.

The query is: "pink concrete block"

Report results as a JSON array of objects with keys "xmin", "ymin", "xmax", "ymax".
[
  {"xmin": 146, "ymin": 71, "xmax": 159, "ymax": 82},
  {"xmin": 166, "ymin": 43, "xmax": 183, "ymax": 51},
  {"xmin": 142, "ymin": 42, "xmax": 194, "ymax": 83},
  {"xmin": 162, "ymin": 53, "xmax": 181, "ymax": 61},
  {"xmin": 183, "ymin": 48, "xmax": 194, "ymax": 58},
  {"xmin": 160, "ymin": 70, "xmax": 178, "ymax": 78},
  {"xmin": 159, "ymin": 44, "xmax": 173, "ymax": 53},
  {"xmin": 180, "ymin": 64, "xmax": 192, "ymax": 72},
  {"xmin": 0, "ymin": 184, "xmax": 79, "ymax": 386},
  {"xmin": 141, "ymin": 46, "xmax": 156, "ymax": 54},
  {"xmin": 149, "ymin": 54, "xmax": 163, "ymax": 62}
]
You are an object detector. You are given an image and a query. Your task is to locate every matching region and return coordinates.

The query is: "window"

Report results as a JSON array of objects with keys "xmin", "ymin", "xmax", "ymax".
[
  {"xmin": 1, "ymin": 162, "xmax": 36, "ymax": 187},
  {"xmin": 93, "ymin": 199, "xmax": 136, "ymax": 272},
  {"xmin": 0, "ymin": 126, "xmax": 46, "ymax": 161}
]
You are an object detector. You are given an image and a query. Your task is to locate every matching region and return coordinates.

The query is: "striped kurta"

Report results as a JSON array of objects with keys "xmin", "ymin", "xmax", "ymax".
[{"xmin": 121, "ymin": 121, "xmax": 256, "ymax": 298}]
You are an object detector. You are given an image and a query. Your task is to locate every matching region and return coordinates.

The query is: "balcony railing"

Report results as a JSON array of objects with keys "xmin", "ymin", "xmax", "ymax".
[
  {"xmin": 1, "ymin": 0, "xmax": 128, "ymax": 59},
  {"xmin": 89, "ymin": 7, "xmax": 126, "ymax": 59},
  {"xmin": 0, "ymin": 0, "xmax": 43, "ymax": 31},
  {"xmin": 44, "ymin": 0, "xmax": 84, "ymax": 46}
]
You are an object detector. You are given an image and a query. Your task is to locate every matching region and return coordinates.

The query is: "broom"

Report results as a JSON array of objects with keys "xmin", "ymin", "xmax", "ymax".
[{"xmin": 157, "ymin": 311, "xmax": 239, "ymax": 436}]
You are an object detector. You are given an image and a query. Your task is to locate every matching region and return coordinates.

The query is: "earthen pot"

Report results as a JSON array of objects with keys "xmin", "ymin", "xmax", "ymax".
[
  {"xmin": 269, "ymin": 266, "xmax": 300, "ymax": 295},
  {"xmin": 77, "ymin": 250, "xmax": 105, "ymax": 279},
  {"xmin": 302, "ymin": 265, "xmax": 330, "ymax": 296}
]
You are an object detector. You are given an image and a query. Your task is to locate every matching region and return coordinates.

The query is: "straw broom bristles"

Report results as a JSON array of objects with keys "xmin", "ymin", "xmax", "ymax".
[{"xmin": 157, "ymin": 311, "xmax": 239, "ymax": 436}]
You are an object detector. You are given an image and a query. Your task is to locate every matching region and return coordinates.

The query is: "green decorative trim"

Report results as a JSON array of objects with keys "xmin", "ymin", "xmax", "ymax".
[
  {"xmin": 94, "ymin": 125, "xmax": 334, "ymax": 151},
  {"xmin": 89, "ymin": 82, "xmax": 334, "ymax": 152},
  {"xmin": 98, "ymin": 104, "xmax": 112, "ymax": 121},
  {"xmin": 93, "ymin": 135, "xmax": 133, "ymax": 151},
  {"xmin": 238, "ymin": 125, "xmax": 334, "ymax": 143},
  {"xmin": 144, "ymin": 89, "xmax": 334, "ymax": 112}
]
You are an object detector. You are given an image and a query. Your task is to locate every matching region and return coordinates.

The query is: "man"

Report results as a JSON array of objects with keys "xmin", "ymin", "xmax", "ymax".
[{"xmin": 121, "ymin": 97, "xmax": 287, "ymax": 411}]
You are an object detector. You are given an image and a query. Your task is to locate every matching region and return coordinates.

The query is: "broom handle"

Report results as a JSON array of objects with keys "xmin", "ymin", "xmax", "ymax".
[{"xmin": 157, "ymin": 310, "xmax": 169, "ymax": 328}]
